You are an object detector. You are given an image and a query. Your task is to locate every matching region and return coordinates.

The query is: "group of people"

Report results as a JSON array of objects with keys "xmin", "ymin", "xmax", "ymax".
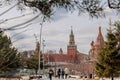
[
  {"xmin": 48, "ymin": 67, "xmax": 69, "ymax": 80},
  {"xmin": 57, "ymin": 68, "xmax": 69, "ymax": 79}
]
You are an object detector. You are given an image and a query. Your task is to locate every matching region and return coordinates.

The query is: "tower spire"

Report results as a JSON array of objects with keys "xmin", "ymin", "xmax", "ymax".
[
  {"xmin": 69, "ymin": 26, "xmax": 75, "ymax": 45},
  {"xmin": 70, "ymin": 26, "xmax": 73, "ymax": 36},
  {"xmin": 98, "ymin": 26, "xmax": 102, "ymax": 36}
]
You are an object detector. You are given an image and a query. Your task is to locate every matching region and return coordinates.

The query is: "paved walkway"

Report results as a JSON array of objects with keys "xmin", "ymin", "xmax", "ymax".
[
  {"xmin": 0, "ymin": 75, "xmax": 81, "ymax": 80},
  {"xmin": 36, "ymin": 75, "xmax": 80, "ymax": 80},
  {"xmin": 1, "ymin": 76, "xmax": 120, "ymax": 80},
  {"xmin": 40, "ymin": 77, "xmax": 80, "ymax": 80}
]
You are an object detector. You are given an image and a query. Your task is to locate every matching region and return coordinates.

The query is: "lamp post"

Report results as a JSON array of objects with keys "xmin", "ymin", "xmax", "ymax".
[
  {"xmin": 42, "ymin": 39, "xmax": 45, "ymax": 74},
  {"xmin": 38, "ymin": 16, "xmax": 45, "ymax": 75},
  {"xmin": 38, "ymin": 25, "xmax": 42, "ymax": 75},
  {"xmin": 48, "ymin": 50, "xmax": 50, "ymax": 66}
]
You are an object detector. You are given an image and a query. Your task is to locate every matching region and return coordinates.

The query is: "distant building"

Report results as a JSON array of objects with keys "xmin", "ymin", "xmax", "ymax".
[
  {"xmin": 43, "ymin": 27, "xmax": 87, "ymax": 64},
  {"xmin": 21, "ymin": 50, "xmax": 34, "ymax": 59}
]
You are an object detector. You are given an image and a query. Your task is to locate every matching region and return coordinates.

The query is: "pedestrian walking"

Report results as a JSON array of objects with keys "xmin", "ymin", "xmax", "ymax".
[
  {"xmin": 61, "ymin": 68, "xmax": 65, "ymax": 79},
  {"xmin": 57, "ymin": 68, "xmax": 61, "ymax": 79},
  {"xmin": 48, "ymin": 68, "xmax": 54, "ymax": 80},
  {"xmin": 64, "ymin": 68, "xmax": 69, "ymax": 79}
]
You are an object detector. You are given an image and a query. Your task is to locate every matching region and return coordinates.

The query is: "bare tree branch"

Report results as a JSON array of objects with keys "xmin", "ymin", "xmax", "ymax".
[
  {"xmin": 0, "ymin": 13, "xmax": 33, "ymax": 24},
  {"xmin": 1, "ymin": 12, "xmax": 40, "ymax": 31},
  {"xmin": 0, "ymin": 2, "xmax": 18, "ymax": 16}
]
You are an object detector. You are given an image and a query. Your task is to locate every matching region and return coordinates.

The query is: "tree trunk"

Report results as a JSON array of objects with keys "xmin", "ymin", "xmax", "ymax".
[
  {"xmin": 111, "ymin": 77, "xmax": 114, "ymax": 80},
  {"xmin": 35, "ymin": 70, "xmax": 37, "ymax": 75},
  {"xmin": 111, "ymin": 75, "xmax": 114, "ymax": 80}
]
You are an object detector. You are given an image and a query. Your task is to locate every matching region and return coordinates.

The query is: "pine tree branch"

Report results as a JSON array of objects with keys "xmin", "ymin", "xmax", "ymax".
[
  {"xmin": 108, "ymin": 0, "xmax": 120, "ymax": 9},
  {"xmin": 0, "ymin": 57, "xmax": 20, "ymax": 71},
  {"xmin": 0, "ymin": 49, "xmax": 17, "ymax": 66}
]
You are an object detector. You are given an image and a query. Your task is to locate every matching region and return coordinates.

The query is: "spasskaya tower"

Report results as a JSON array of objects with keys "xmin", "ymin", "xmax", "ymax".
[{"xmin": 67, "ymin": 27, "xmax": 77, "ymax": 63}]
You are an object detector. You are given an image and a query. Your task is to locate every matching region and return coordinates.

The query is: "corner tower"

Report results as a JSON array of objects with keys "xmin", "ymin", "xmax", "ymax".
[{"xmin": 67, "ymin": 27, "xmax": 77, "ymax": 63}]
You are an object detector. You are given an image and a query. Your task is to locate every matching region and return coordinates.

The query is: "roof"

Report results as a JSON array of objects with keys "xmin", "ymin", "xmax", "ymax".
[{"xmin": 43, "ymin": 51, "xmax": 87, "ymax": 64}]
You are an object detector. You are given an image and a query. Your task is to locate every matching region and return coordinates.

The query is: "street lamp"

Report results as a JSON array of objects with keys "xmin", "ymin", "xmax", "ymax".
[
  {"xmin": 38, "ymin": 16, "xmax": 45, "ymax": 75},
  {"xmin": 42, "ymin": 39, "xmax": 45, "ymax": 74},
  {"xmin": 47, "ymin": 50, "xmax": 50, "ymax": 65}
]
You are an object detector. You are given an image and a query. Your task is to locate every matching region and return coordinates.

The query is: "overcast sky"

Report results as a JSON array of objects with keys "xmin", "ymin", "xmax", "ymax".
[{"xmin": 0, "ymin": 3, "xmax": 120, "ymax": 54}]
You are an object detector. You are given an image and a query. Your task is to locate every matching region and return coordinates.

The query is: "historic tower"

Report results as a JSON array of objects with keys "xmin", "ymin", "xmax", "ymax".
[
  {"xmin": 89, "ymin": 26, "xmax": 104, "ymax": 60},
  {"xmin": 67, "ymin": 27, "xmax": 77, "ymax": 63}
]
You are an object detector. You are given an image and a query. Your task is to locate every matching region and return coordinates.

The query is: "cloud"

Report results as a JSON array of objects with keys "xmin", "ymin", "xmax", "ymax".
[{"xmin": 51, "ymin": 8, "xmax": 69, "ymax": 21}]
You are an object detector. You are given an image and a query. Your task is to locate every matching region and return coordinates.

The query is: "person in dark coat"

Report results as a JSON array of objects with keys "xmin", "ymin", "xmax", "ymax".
[
  {"xmin": 48, "ymin": 69, "xmax": 54, "ymax": 80},
  {"xmin": 61, "ymin": 68, "xmax": 65, "ymax": 79},
  {"xmin": 57, "ymin": 68, "xmax": 61, "ymax": 79}
]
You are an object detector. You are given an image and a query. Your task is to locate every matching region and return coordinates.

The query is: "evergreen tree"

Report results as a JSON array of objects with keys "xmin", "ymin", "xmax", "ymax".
[
  {"xmin": 114, "ymin": 21, "xmax": 120, "ymax": 52},
  {"xmin": 0, "ymin": 31, "xmax": 21, "ymax": 73},
  {"xmin": 26, "ymin": 42, "xmax": 48, "ymax": 74},
  {"xmin": 26, "ymin": 42, "xmax": 40, "ymax": 74},
  {"xmin": 95, "ymin": 24, "xmax": 120, "ymax": 80}
]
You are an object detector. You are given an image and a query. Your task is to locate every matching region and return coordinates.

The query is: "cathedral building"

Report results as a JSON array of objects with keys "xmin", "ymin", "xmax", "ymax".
[{"xmin": 89, "ymin": 26, "xmax": 104, "ymax": 61}]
